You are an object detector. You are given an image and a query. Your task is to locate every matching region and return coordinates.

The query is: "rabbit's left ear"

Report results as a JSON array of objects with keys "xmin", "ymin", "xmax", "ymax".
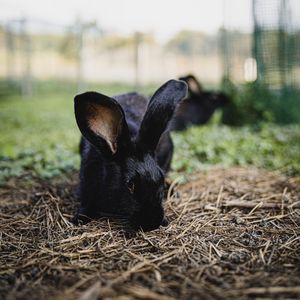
[
  {"xmin": 137, "ymin": 80, "xmax": 187, "ymax": 153},
  {"xmin": 74, "ymin": 92, "xmax": 131, "ymax": 156},
  {"xmin": 180, "ymin": 74, "xmax": 203, "ymax": 95}
]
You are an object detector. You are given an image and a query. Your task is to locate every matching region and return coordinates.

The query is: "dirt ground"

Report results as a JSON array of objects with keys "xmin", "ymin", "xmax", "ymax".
[{"xmin": 0, "ymin": 167, "xmax": 300, "ymax": 300}]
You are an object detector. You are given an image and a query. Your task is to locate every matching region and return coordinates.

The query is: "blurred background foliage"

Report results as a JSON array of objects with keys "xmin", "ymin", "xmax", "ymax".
[{"xmin": 221, "ymin": 79, "xmax": 300, "ymax": 125}]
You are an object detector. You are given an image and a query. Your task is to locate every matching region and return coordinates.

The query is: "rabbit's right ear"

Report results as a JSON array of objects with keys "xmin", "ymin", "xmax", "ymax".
[
  {"xmin": 74, "ymin": 92, "xmax": 131, "ymax": 156},
  {"xmin": 179, "ymin": 74, "xmax": 203, "ymax": 95},
  {"xmin": 137, "ymin": 79, "xmax": 187, "ymax": 153}
]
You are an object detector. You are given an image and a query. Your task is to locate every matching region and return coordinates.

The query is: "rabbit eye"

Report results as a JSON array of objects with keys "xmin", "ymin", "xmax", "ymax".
[{"xmin": 127, "ymin": 181, "xmax": 135, "ymax": 194}]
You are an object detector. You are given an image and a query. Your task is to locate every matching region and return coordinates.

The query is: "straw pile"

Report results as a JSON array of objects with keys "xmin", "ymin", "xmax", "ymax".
[{"xmin": 1, "ymin": 167, "xmax": 300, "ymax": 300}]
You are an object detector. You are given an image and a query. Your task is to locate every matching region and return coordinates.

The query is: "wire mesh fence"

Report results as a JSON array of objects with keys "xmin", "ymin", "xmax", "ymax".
[
  {"xmin": 0, "ymin": 18, "xmax": 223, "ymax": 97},
  {"xmin": 221, "ymin": 0, "xmax": 300, "ymax": 89},
  {"xmin": 220, "ymin": 0, "xmax": 300, "ymax": 124},
  {"xmin": 253, "ymin": 0, "xmax": 300, "ymax": 89}
]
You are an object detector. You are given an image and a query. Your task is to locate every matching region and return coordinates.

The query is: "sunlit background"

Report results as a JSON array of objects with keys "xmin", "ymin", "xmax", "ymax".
[
  {"xmin": 0, "ymin": 0, "xmax": 266, "ymax": 89},
  {"xmin": 1, "ymin": 0, "xmax": 299, "ymax": 90}
]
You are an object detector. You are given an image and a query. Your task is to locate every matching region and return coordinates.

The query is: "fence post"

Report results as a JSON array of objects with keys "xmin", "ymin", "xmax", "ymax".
[
  {"xmin": 134, "ymin": 32, "xmax": 141, "ymax": 91},
  {"xmin": 20, "ymin": 18, "xmax": 33, "ymax": 98},
  {"xmin": 5, "ymin": 23, "xmax": 16, "ymax": 82},
  {"xmin": 76, "ymin": 20, "xmax": 85, "ymax": 93},
  {"xmin": 74, "ymin": 20, "xmax": 98, "ymax": 93}
]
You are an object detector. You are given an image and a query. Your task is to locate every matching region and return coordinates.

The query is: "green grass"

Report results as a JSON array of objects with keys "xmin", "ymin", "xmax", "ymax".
[
  {"xmin": 1, "ymin": 87, "xmax": 300, "ymax": 184},
  {"xmin": 0, "ymin": 93, "xmax": 80, "ymax": 181},
  {"xmin": 171, "ymin": 124, "xmax": 300, "ymax": 177}
]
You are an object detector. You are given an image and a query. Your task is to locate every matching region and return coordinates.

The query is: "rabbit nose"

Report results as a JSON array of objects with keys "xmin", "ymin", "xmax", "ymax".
[
  {"xmin": 131, "ymin": 217, "xmax": 163, "ymax": 232},
  {"xmin": 130, "ymin": 206, "xmax": 165, "ymax": 231},
  {"xmin": 140, "ymin": 223, "xmax": 160, "ymax": 232},
  {"xmin": 138, "ymin": 216, "xmax": 167, "ymax": 232}
]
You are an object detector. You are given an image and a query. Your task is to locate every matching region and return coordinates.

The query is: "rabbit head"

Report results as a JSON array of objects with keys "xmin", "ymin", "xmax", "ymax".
[
  {"xmin": 180, "ymin": 74, "xmax": 229, "ymax": 107},
  {"xmin": 74, "ymin": 80, "xmax": 187, "ymax": 231}
]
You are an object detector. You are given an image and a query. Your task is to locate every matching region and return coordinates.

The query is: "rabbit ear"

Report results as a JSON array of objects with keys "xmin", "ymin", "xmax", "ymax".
[
  {"xmin": 74, "ymin": 92, "xmax": 130, "ymax": 155},
  {"xmin": 137, "ymin": 79, "xmax": 187, "ymax": 153},
  {"xmin": 180, "ymin": 74, "xmax": 203, "ymax": 94}
]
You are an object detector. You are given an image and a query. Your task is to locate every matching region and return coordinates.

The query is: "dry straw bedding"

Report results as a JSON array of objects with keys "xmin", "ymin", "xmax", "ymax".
[{"xmin": 0, "ymin": 167, "xmax": 300, "ymax": 300}]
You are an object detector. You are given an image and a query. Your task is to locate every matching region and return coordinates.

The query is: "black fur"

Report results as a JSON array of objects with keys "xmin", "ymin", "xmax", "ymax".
[
  {"xmin": 74, "ymin": 80, "xmax": 187, "ymax": 231},
  {"xmin": 171, "ymin": 74, "xmax": 229, "ymax": 131}
]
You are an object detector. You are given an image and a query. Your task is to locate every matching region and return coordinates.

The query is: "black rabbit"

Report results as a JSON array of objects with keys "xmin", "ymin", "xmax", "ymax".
[
  {"xmin": 171, "ymin": 74, "xmax": 229, "ymax": 131},
  {"xmin": 74, "ymin": 80, "xmax": 187, "ymax": 231}
]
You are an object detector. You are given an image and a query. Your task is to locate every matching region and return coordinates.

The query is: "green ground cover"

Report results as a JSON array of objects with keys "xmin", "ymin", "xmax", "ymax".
[{"xmin": 0, "ymin": 85, "xmax": 299, "ymax": 183}]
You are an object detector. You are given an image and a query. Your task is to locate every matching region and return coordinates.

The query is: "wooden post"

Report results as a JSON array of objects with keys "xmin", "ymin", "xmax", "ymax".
[
  {"xmin": 134, "ymin": 32, "xmax": 141, "ymax": 91},
  {"xmin": 20, "ymin": 18, "xmax": 33, "ymax": 98},
  {"xmin": 76, "ymin": 20, "xmax": 85, "ymax": 93},
  {"xmin": 5, "ymin": 23, "xmax": 16, "ymax": 81},
  {"xmin": 75, "ymin": 20, "xmax": 97, "ymax": 93}
]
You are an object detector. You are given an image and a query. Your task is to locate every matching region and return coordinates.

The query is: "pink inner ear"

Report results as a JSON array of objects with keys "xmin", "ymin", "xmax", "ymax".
[{"xmin": 86, "ymin": 103, "xmax": 122, "ymax": 154}]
